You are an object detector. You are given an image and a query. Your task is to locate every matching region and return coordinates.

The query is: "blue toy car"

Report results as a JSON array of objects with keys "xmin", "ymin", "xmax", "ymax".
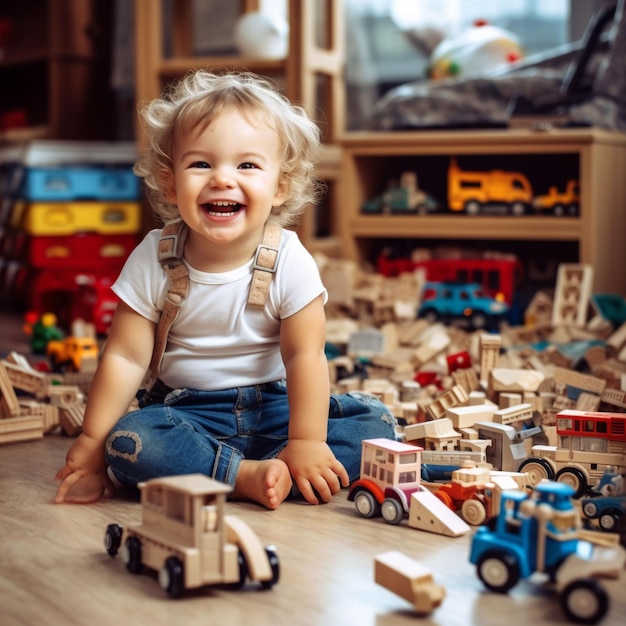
[
  {"xmin": 418, "ymin": 281, "xmax": 509, "ymax": 329},
  {"xmin": 581, "ymin": 494, "xmax": 626, "ymax": 532}
]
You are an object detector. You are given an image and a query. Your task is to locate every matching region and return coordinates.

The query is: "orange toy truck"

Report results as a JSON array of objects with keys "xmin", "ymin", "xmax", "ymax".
[{"xmin": 447, "ymin": 157, "xmax": 533, "ymax": 215}]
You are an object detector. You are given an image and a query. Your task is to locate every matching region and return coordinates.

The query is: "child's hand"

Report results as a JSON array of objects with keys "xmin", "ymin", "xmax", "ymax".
[
  {"xmin": 278, "ymin": 440, "xmax": 349, "ymax": 505},
  {"xmin": 54, "ymin": 468, "xmax": 113, "ymax": 503},
  {"xmin": 54, "ymin": 433, "xmax": 114, "ymax": 503}
]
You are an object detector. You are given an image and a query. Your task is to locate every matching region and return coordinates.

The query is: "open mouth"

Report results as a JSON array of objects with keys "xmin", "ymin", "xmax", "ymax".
[{"xmin": 202, "ymin": 201, "xmax": 243, "ymax": 217}]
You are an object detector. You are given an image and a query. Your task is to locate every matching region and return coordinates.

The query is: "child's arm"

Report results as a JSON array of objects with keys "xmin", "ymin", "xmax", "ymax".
[
  {"xmin": 278, "ymin": 294, "xmax": 349, "ymax": 504},
  {"xmin": 54, "ymin": 302, "xmax": 156, "ymax": 503}
]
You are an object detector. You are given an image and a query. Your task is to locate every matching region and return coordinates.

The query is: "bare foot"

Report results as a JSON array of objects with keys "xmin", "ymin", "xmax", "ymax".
[{"xmin": 231, "ymin": 458, "xmax": 293, "ymax": 510}]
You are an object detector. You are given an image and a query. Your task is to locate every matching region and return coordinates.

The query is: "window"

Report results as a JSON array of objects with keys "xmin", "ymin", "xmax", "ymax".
[{"xmin": 345, "ymin": 0, "xmax": 601, "ymax": 129}]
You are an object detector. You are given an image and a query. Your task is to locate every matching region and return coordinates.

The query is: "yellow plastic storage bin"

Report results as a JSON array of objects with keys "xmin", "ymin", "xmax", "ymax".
[{"xmin": 12, "ymin": 201, "xmax": 142, "ymax": 235}]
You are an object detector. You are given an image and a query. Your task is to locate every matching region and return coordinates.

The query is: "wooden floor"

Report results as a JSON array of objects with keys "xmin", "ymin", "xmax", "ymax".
[{"xmin": 1, "ymin": 311, "xmax": 625, "ymax": 626}]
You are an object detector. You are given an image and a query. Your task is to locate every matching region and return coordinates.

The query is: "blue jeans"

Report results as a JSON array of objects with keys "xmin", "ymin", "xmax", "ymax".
[{"xmin": 105, "ymin": 379, "xmax": 396, "ymax": 489}]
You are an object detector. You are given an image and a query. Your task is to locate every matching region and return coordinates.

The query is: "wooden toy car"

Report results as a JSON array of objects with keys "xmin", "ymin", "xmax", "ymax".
[{"xmin": 104, "ymin": 474, "xmax": 279, "ymax": 598}]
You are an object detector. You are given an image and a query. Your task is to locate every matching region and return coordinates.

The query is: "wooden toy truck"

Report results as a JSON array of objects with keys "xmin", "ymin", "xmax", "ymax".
[
  {"xmin": 348, "ymin": 438, "xmax": 470, "ymax": 537},
  {"xmin": 104, "ymin": 474, "xmax": 279, "ymax": 598}
]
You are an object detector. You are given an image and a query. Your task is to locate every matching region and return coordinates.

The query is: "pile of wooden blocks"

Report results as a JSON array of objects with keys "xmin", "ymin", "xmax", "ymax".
[
  {"xmin": 320, "ymin": 258, "xmax": 626, "ymax": 441},
  {"xmin": 0, "ymin": 353, "xmax": 90, "ymax": 444}
]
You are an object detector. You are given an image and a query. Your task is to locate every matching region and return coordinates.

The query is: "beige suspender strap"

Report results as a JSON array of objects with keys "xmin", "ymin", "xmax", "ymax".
[
  {"xmin": 148, "ymin": 220, "xmax": 190, "ymax": 377},
  {"xmin": 247, "ymin": 223, "xmax": 282, "ymax": 307}
]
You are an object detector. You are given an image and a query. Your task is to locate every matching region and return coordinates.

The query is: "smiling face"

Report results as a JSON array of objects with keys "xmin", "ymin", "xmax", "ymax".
[{"xmin": 167, "ymin": 107, "xmax": 288, "ymax": 270}]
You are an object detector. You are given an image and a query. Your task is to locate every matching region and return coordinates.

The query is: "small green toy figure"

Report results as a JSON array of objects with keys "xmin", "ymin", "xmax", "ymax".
[{"xmin": 24, "ymin": 312, "xmax": 64, "ymax": 354}]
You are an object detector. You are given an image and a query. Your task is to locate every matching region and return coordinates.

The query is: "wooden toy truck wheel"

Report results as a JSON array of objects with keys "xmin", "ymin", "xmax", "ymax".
[
  {"xmin": 461, "ymin": 499, "xmax": 487, "ymax": 526},
  {"xmin": 560, "ymin": 579, "xmax": 608, "ymax": 625},
  {"xmin": 233, "ymin": 550, "xmax": 249, "ymax": 590},
  {"xmin": 556, "ymin": 467, "xmax": 587, "ymax": 499},
  {"xmin": 381, "ymin": 498, "xmax": 404, "ymax": 525},
  {"xmin": 122, "ymin": 536, "xmax": 143, "ymax": 574},
  {"xmin": 476, "ymin": 550, "xmax": 520, "ymax": 593},
  {"xmin": 104, "ymin": 524, "xmax": 123, "ymax": 557},
  {"xmin": 261, "ymin": 546, "xmax": 280, "ymax": 589},
  {"xmin": 159, "ymin": 556, "xmax": 184, "ymax": 599},
  {"xmin": 518, "ymin": 458, "xmax": 553, "ymax": 487},
  {"xmin": 353, "ymin": 490, "xmax": 381, "ymax": 518}
]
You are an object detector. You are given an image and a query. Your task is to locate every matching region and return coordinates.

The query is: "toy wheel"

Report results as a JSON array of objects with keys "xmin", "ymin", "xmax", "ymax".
[
  {"xmin": 510, "ymin": 202, "xmax": 525, "ymax": 216},
  {"xmin": 420, "ymin": 308, "xmax": 439, "ymax": 324},
  {"xmin": 556, "ymin": 467, "xmax": 587, "ymax": 498},
  {"xmin": 122, "ymin": 536, "xmax": 143, "ymax": 574},
  {"xmin": 353, "ymin": 490, "xmax": 380, "ymax": 518},
  {"xmin": 159, "ymin": 556, "xmax": 184, "ymax": 599},
  {"xmin": 553, "ymin": 204, "xmax": 565, "ymax": 216},
  {"xmin": 261, "ymin": 546, "xmax": 280, "ymax": 589},
  {"xmin": 381, "ymin": 498, "xmax": 404, "ymax": 525},
  {"xmin": 229, "ymin": 549, "xmax": 249, "ymax": 590},
  {"xmin": 598, "ymin": 512, "xmax": 618, "ymax": 531},
  {"xmin": 461, "ymin": 499, "xmax": 487, "ymax": 526},
  {"xmin": 465, "ymin": 201, "xmax": 481, "ymax": 215},
  {"xmin": 104, "ymin": 523, "xmax": 123, "ymax": 557},
  {"xmin": 582, "ymin": 501, "xmax": 599, "ymax": 518},
  {"xmin": 470, "ymin": 312, "xmax": 488, "ymax": 329},
  {"xmin": 560, "ymin": 579, "xmax": 608, "ymax": 624},
  {"xmin": 477, "ymin": 550, "xmax": 520, "ymax": 593},
  {"xmin": 518, "ymin": 458, "xmax": 554, "ymax": 487}
]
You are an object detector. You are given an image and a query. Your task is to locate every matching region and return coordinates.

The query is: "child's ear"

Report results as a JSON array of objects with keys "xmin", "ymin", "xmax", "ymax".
[
  {"xmin": 160, "ymin": 170, "xmax": 177, "ymax": 204},
  {"xmin": 273, "ymin": 177, "xmax": 289, "ymax": 206}
]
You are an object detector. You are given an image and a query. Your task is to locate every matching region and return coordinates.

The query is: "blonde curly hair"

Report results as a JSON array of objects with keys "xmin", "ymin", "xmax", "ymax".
[{"xmin": 133, "ymin": 70, "xmax": 323, "ymax": 228}]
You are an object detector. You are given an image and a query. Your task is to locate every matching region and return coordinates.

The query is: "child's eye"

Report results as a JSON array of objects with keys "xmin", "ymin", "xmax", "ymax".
[
  {"xmin": 239, "ymin": 162, "xmax": 258, "ymax": 170},
  {"xmin": 189, "ymin": 161, "xmax": 210, "ymax": 169}
]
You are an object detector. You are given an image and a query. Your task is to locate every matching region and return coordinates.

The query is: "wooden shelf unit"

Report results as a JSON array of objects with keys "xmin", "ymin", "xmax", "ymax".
[
  {"xmin": 0, "ymin": 0, "xmax": 115, "ymax": 141},
  {"xmin": 339, "ymin": 128, "xmax": 626, "ymax": 295},
  {"xmin": 134, "ymin": 0, "xmax": 345, "ymax": 253}
]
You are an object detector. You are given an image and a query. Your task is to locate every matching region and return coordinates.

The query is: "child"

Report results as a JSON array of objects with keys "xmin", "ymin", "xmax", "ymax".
[{"xmin": 54, "ymin": 71, "xmax": 396, "ymax": 509}]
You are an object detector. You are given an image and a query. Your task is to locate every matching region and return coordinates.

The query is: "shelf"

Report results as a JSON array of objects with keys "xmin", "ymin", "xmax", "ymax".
[
  {"xmin": 158, "ymin": 57, "xmax": 285, "ymax": 79},
  {"xmin": 348, "ymin": 215, "xmax": 582, "ymax": 241},
  {"xmin": 339, "ymin": 128, "xmax": 626, "ymax": 295}
]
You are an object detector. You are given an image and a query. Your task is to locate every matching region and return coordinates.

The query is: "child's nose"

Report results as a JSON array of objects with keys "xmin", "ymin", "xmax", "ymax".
[{"xmin": 209, "ymin": 167, "xmax": 235, "ymax": 189}]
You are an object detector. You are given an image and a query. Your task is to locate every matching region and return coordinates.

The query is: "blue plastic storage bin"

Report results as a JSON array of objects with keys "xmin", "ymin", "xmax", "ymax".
[{"xmin": 11, "ymin": 166, "xmax": 140, "ymax": 201}]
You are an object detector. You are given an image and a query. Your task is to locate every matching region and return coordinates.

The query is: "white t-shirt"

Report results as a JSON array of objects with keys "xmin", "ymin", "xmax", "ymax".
[{"xmin": 112, "ymin": 228, "xmax": 327, "ymax": 391}]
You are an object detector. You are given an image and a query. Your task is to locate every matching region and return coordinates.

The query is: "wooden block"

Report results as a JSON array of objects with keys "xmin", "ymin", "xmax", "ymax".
[
  {"xmin": 489, "ymin": 368, "xmax": 545, "ymax": 396},
  {"xmin": 0, "ymin": 361, "xmax": 20, "ymax": 417},
  {"xmin": 0, "ymin": 415, "xmax": 44, "ymax": 445},
  {"xmin": 551, "ymin": 263, "xmax": 593, "ymax": 327},
  {"xmin": 374, "ymin": 550, "xmax": 446, "ymax": 614},
  {"xmin": 59, "ymin": 406, "xmax": 84, "ymax": 437},
  {"xmin": 446, "ymin": 404, "xmax": 495, "ymax": 429},
  {"xmin": 407, "ymin": 490, "xmax": 471, "ymax": 537}
]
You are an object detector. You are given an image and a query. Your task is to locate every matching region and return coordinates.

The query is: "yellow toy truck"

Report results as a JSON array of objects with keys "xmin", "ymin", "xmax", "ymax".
[
  {"xmin": 46, "ymin": 336, "xmax": 99, "ymax": 373},
  {"xmin": 447, "ymin": 158, "xmax": 533, "ymax": 215},
  {"xmin": 532, "ymin": 179, "xmax": 580, "ymax": 215},
  {"xmin": 104, "ymin": 474, "xmax": 279, "ymax": 598}
]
